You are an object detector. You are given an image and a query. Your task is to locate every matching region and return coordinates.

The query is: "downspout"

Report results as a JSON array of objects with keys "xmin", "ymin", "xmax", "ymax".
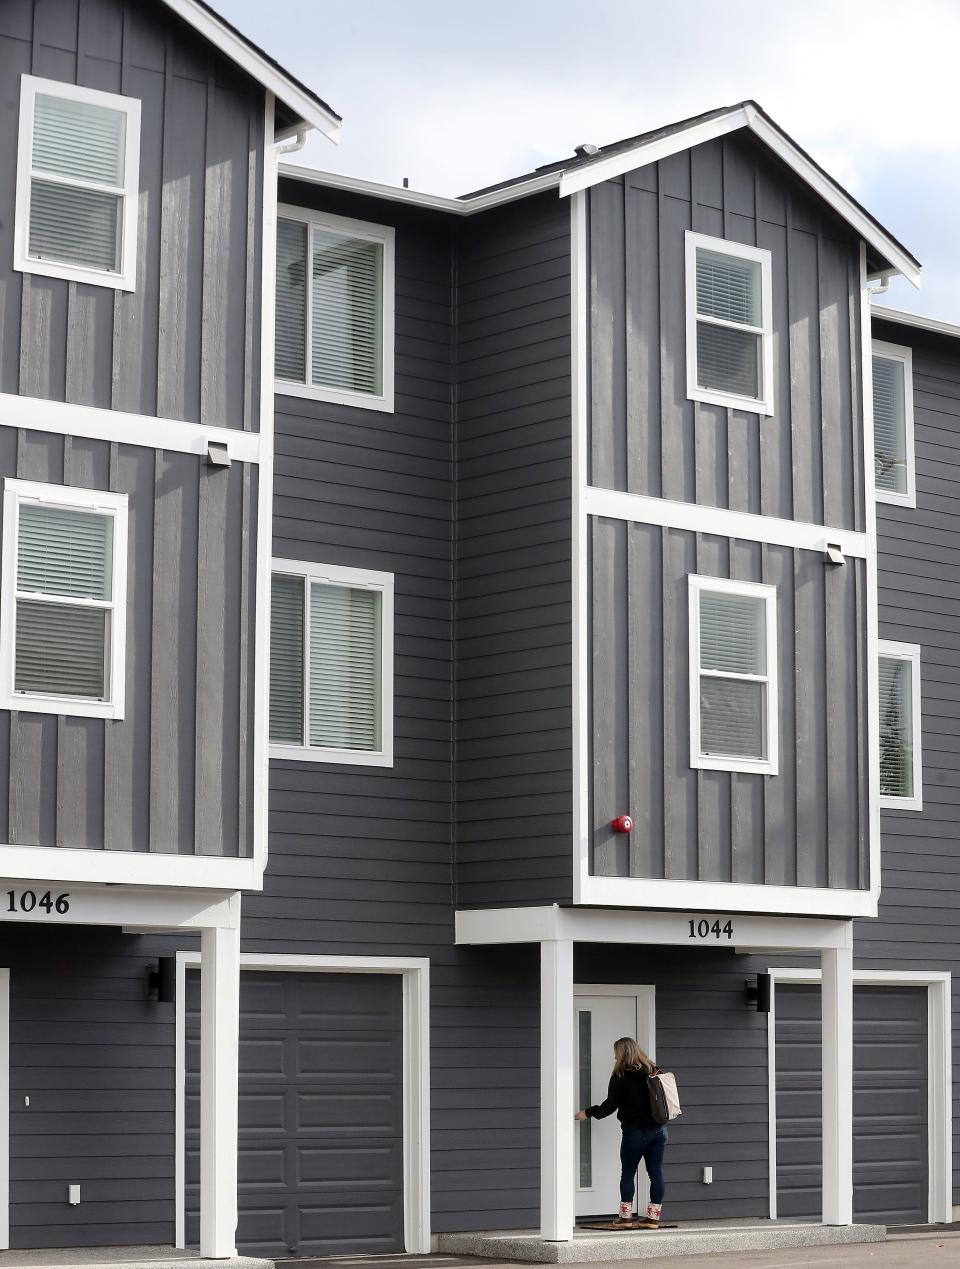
[{"xmin": 276, "ymin": 126, "xmax": 308, "ymax": 156}]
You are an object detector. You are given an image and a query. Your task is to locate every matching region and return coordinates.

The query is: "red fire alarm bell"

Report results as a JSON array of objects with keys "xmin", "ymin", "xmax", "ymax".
[{"xmin": 611, "ymin": 815, "xmax": 634, "ymax": 834}]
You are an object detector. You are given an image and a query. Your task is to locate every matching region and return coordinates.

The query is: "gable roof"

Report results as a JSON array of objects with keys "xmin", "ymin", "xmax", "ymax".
[
  {"xmin": 282, "ymin": 100, "xmax": 918, "ymax": 284},
  {"xmin": 162, "ymin": 0, "xmax": 341, "ymax": 141}
]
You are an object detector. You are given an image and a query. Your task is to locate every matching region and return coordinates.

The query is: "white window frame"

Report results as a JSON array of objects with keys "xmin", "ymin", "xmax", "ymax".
[
  {"xmin": 688, "ymin": 574, "xmax": 779, "ymax": 776},
  {"xmin": 685, "ymin": 231, "xmax": 774, "ymax": 415},
  {"xmin": 14, "ymin": 76, "xmax": 141, "ymax": 292},
  {"xmin": 878, "ymin": 639, "xmax": 922, "ymax": 811},
  {"xmin": 0, "ymin": 478, "xmax": 128, "ymax": 720},
  {"xmin": 275, "ymin": 204, "xmax": 395, "ymax": 413},
  {"xmin": 269, "ymin": 557, "xmax": 394, "ymax": 767},
  {"xmin": 872, "ymin": 339, "xmax": 916, "ymax": 507}
]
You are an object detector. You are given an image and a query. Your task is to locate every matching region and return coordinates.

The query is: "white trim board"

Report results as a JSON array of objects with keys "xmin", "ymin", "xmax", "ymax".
[
  {"xmin": 0, "ymin": 967, "xmax": 8, "ymax": 1250},
  {"xmin": 872, "ymin": 304, "xmax": 960, "ymax": 342},
  {"xmin": 0, "ymin": 392, "xmax": 264, "ymax": 464},
  {"xmin": 0, "ymin": 844, "xmax": 260, "ymax": 891},
  {"xmin": 766, "ymin": 968, "xmax": 952, "ymax": 1225},
  {"xmin": 174, "ymin": 952, "xmax": 431, "ymax": 1255},
  {"xmin": 0, "ymin": 883, "xmax": 239, "ymax": 932},
  {"xmin": 457, "ymin": 905, "xmax": 854, "ymax": 952},
  {"xmin": 583, "ymin": 486, "xmax": 869, "ymax": 557}
]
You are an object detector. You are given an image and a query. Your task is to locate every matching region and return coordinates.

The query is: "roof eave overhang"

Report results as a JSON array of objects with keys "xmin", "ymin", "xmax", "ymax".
[
  {"xmin": 558, "ymin": 103, "xmax": 920, "ymax": 289},
  {"xmin": 161, "ymin": 0, "xmax": 341, "ymax": 143}
]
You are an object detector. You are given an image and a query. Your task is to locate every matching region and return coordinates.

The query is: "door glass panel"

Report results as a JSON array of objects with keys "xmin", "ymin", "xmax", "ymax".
[{"xmin": 578, "ymin": 1010, "xmax": 592, "ymax": 1188}]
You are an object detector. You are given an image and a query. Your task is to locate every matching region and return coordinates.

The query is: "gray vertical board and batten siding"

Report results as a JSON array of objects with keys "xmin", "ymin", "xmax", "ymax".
[
  {"xmin": 265, "ymin": 179, "xmax": 544, "ymax": 1232},
  {"xmin": 587, "ymin": 131, "xmax": 866, "ymax": 529},
  {"xmin": 586, "ymin": 133, "xmax": 871, "ymax": 889},
  {"xmin": 0, "ymin": 0, "xmax": 264, "ymax": 429},
  {"xmin": 454, "ymin": 193, "xmax": 574, "ymax": 908},
  {"xmin": 590, "ymin": 517, "xmax": 869, "ymax": 887},
  {"xmin": 864, "ymin": 316, "xmax": 960, "ymax": 1203},
  {"xmin": 0, "ymin": 432, "xmax": 256, "ymax": 856}
]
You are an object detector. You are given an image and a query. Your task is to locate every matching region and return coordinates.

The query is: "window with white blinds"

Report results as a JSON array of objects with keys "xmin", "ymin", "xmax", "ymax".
[
  {"xmin": 15, "ymin": 76, "xmax": 141, "ymax": 290},
  {"xmin": 878, "ymin": 642, "xmax": 922, "ymax": 809},
  {"xmin": 685, "ymin": 232, "xmax": 773, "ymax": 414},
  {"xmin": 275, "ymin": 207, "xmax": 395, "ymax": 411},
  {"xmin": 269, "ymin": 560, "xmax": 394, "ymax": 766},
  {"xmin": 689, "ymin": 575, "xmax": 779, "ymax": 775},
  {"xmin": 0, "ymin": 480, "xmax": 128, "ymax": 719},
  {"xmin": 873, "ymin": 341, "xmax": 915, "ymax": 505}
]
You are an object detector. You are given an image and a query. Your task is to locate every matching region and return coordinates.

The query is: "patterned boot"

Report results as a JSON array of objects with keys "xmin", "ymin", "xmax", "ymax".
[
  {"xmin": 638, "ymin": 1202, "xmax": 661, "ymax": 1229},
  {"xmin": 617, "ymin": 1201, "xmax": 633, "ymax": 1222}
]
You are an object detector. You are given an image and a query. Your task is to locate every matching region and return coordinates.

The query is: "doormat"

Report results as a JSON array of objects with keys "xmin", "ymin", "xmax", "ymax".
[{"xmin": 577, "ymin": 1220, "xmax": 680, "ymax": 1231}]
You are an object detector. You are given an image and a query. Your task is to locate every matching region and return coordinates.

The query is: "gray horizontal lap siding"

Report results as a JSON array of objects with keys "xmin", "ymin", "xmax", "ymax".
[
  {"xmin": 0, "ymin": 427, "xmax": 255, "ymax": 857},
  {"xmin": 4, "ymin": 925, "xmax": 176, "ymax": 1248},
  {"xmin": 454, "ymin": 193, "xmax": 574, "ymax": 908},
  {"xmin": 588, "ymin": 132, "xmax": 865, "ymax": 531},
  {"xmin": 0, "ymin": 0, "xmax": 264, "ymax": 429},
  {"xmin": 867, "ymin": 317, "xmax": 960, "ymax": 1202},
  {"xmin": 590, "ymin": 517, "xmax": 868, "ymax": 888},
  {"xmin": 265, "ymin": 184, "xmax": 542, "ymax": 1232}
]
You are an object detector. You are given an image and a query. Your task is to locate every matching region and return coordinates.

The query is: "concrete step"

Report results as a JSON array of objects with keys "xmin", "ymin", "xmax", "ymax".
[{"xmin": 437, "ymin": 1221, "xmax": 886, "ymax": 1263}]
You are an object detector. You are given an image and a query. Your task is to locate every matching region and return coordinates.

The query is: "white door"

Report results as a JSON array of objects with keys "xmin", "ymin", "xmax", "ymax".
[{"xmin": 574, "ymin": 988, "xmax": 655, "ymax": 1218}]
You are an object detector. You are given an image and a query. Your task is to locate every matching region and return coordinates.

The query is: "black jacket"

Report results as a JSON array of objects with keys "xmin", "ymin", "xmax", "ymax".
[{"xmin": 586, "ymin": 1067, "xmax": 657, "ymax": 1132}]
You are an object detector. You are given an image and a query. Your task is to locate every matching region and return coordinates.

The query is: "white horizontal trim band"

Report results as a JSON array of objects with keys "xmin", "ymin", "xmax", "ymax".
[
  {"xmin": 580, "ymin": 874, "xmax": 877, "ymax": 919},
  {"xmin": 585, "ymin": 486, "xmax": 870, "ymax": 557},
  {"xmin": 0, "ymin": 844, "xmax": 263, "ymax": 890},
  {"xmin": 0, "ymin": 392, "xmax": 263, "ymax": 463}
]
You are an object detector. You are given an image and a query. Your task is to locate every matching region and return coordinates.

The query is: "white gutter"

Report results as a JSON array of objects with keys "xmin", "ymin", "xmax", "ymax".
[{"xmin": 872, "ymin": 303, "xmax": 960, "ymax": 342}]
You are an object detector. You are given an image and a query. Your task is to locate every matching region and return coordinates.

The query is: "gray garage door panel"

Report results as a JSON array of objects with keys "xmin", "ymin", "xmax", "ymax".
[
  {"xmin": 776, "ymin": 984, "xmax": 927, "ymax": 1226},
  {"xmin": 186, "ymin": 971, "xmax": 404, "ymax": 1257}
]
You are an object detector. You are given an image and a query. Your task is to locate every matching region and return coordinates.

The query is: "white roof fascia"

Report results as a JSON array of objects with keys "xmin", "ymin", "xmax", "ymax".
[
  {"xmin": 161, "ymin": 0, "xmax": 341, "ymax": 142},
  {"xmin": 278, "ymin": 163, "xmax": 561, "ymax": 215},
  {"xmin": 872, "ymin": 304, "xmax": 960, "ymax": 341},
  {"xmin": 558, "ymin": 103, "xmax": 921, "ymax": 289},
  {"xmin": 558, "ymin": 105, "xmax": 752, "ymax": 197}
]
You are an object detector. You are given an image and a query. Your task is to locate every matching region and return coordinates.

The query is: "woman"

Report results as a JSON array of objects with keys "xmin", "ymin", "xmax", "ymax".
[{"xmin": 574, "ymin": 1036, "xmax": 667, "ymax": 1227}]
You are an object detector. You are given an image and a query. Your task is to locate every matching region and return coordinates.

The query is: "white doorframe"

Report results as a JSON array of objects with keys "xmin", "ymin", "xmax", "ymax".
[
  {"xmin": 174, "ymin": 951, "xmax": 431, "ymax": 1255},
  {"xmin": 0, "ymin": 967, "xmax": 8, "ymax": 1250},
  {"xmin": 767, "ymin": 967, "xmax": 952, "ymax": 1224}
]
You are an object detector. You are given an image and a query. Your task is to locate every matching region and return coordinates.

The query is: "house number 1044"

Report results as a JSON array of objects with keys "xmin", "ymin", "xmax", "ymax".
[
  {"xmin": 688, "ymin": 918, "xmax": 734, "ymax": 940},
  {"xmin": 6, "ymin": 889, "xmax": 70, "ymax": 914}
]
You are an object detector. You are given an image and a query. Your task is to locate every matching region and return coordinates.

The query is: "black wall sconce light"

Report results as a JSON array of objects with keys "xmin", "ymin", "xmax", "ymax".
[
  {"xmin": 146, "ymin": 957, "xmax": 176, "ymax": 1004},
  {"xmin": 745, "ymin": 972, "xmax": 772, "ymax": 1013}
]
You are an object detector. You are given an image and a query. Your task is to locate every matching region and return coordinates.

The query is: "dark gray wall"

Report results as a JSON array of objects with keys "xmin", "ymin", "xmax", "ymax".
[
  {"xmin": 5, "ymin": 924, "xmax": 175, "ymax": 1249},
  {"xmin": 0, "ymin": 428, "xmax": 256, "ymax": 857},
  {"xmin": 590, "ymin": 517, "xmax": 869, "ymax": 889},
  {"xmin": 864, "ymin": 316, "xmax": 960, "ymax": 1203},
  {"xmin": 588, "ymin": 132, "xmax": 866, "ymax": 530},
  {"xmin": 0, "ymin": 0, "xmax": 265, "ymax": 430},
  {"xmin": 454, "ymin": 193, "xmax": 574, "ymax": 908},
  {"xmin": 266, "ymin": 180, "xmax": 543, "ymax": 1233}
]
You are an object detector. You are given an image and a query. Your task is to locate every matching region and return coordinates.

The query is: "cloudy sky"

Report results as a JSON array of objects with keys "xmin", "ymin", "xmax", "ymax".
[{"xmin": 221, "ymin": 0, "xmax": 960, "ymax": 320}]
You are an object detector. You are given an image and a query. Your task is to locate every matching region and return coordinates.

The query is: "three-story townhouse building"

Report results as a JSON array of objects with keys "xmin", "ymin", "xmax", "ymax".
[{"xmin": 1, "ymin": 10, "xmax": 958, "ymax": 1261}]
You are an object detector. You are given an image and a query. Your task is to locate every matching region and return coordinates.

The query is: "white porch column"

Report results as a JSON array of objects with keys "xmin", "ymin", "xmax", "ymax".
[
  {"xmin": 821, "ymin": 944, "xmax": 854, "ymax": 1225},
  {"xmin": 199, "ymin": 920, "xmax": 241, "ymax": 1258},
  {"xmin": 540, "ymin": 938, "xmax": 575, "ymax": 1241}
]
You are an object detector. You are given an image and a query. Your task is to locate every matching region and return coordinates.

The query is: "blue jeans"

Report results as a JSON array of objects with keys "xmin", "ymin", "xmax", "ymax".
[{"xmin": 620, "ymin": 1125, "xmax": 667, "ymax": 1204}]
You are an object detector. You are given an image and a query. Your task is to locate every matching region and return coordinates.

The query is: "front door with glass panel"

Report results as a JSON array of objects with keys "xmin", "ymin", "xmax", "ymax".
[{"xmin": 575, "ymin": 988, "xmax": 655, "ymax": 1218}]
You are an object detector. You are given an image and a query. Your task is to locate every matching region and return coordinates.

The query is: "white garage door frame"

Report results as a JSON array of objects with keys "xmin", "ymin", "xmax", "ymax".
[
  {"xmin": 767, "ymin": 967, "xmax": 951, "ymax": 1224},
  {"xmin": 174, "ymin": 952, "xmax": 431, "ymax": 1255}
]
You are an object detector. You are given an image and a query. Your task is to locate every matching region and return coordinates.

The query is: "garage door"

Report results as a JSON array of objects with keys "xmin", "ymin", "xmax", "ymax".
[
  {"xmin": 185, "ymin": 970, "xmax": 405, "ymax": 1257},
  {"xmin": 776, "ymin": 984, "xmax": 928, "ymax": 1225}
]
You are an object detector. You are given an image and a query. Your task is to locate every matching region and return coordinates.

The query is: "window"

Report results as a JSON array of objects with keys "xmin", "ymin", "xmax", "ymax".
[
  {"xmin": 873, "ymin": 340, "xmax": 916, "ymax": 506},
  {"xmin": 0, "ymin": 479, "xmax": 128, "ymax": 719},
  {"xmin": 878, "ymin": 641, "xmax": 922, "ymax": 810},
  {"xmin": 275, "ymin": 206, "xmax": 395, "ymax": 411},
  {"xmin": 689, "ymin": 575, "xmax": 779, "ymax": 775},
  {"xmin": 15, "ymin": 76, "xmax": 141, "ymax": 291},
  {"xmin": 269, "ymin": 559, "xmax": 394, "ymax": 766},
  {"xmin": 685, "ymin": 231, "xmax": 773, "ymax": 414}
]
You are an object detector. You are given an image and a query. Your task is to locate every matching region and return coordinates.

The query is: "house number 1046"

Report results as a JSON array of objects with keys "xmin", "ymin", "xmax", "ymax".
[
  {"xmin": 6, "ymin": 889, "xmax": 70, "ymax": 914},
  {"xmin": 688, "ymin": 918, "xmax": 734, "ymax": 940}
]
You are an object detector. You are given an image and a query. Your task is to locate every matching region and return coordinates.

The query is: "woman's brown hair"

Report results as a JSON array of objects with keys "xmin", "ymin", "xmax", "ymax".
[{"xmin": 612, "ymin": 1036, "xmax": 654, "ymax": 1075}]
